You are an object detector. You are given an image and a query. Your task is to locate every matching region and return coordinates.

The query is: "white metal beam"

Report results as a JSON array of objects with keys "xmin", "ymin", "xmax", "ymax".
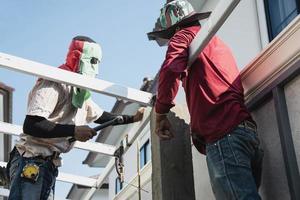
[
  {"xmin": 188, "ymin": 0, "xmax": 241, "ymax": 66},
  {"xmin": 0, "ymin": 52, "xmax": 153, "ymax": 106},
  {"xmin": 74, "ymin": 141, "xmax": 116, "ymax": 156},
  {"xmin": 0, "ymin": 121, "xmax": 116, "ymax": 156},
  {"xmin": 0, "ymin": 161, "xmax": 97, "ymax": 188},
  {"xmin": 0, "ymin": 161, "xmax": 6, "ymax": 168},
  {"xmin": 57, "ymin": 172, "xmax": 97, "ymax": 188},
  {"xmin": 0, "ymin": 188, "xmax": 9, "ymax": 197},
  {"xmin": 82, "ymin": 158, "xmax": 115, "ymax": 200}
]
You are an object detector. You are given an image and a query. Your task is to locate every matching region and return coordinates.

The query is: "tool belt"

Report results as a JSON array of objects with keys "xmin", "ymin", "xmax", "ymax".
[{"xmin": 6, "ymin": 148, "xmax": 60, "ymax": 183}]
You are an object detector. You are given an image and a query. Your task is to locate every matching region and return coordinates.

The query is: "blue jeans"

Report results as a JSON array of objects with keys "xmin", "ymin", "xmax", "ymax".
[
  {"xmin": 206, "ymin": 127, "xmax": 263, "ymax": 200},
  {"xmin": 7, "ymin": 148, "xmax": 58, "ymax": 200}
]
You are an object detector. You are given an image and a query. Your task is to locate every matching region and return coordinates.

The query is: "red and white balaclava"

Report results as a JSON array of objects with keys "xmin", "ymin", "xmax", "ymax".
[{"xmin": 59, "ymin": 36, "xmax": 102, "ymax": 108}]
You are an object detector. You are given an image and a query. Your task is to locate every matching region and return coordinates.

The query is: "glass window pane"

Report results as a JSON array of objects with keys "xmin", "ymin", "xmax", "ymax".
[
  {"xmin": 140, "ymin": 146, "xmax": 145, "ymax": 168},
  {"xmin": 115, "ymin": 178, "xmax": 123, "ymax": 194},
  {"xmin": 265, "ymin": 0, "xmax": 298, "ymax": 39},
  {"xmin": 0, "ymin": 93, "xmax": 3, "ymax": 121},
  {"xmin": 145, "ymin": 141, "xmax": 151, "ymax": 164},
  {"xmin": 0, "ymin": 93, "xmax": 3, "ymax": 162},
  {"xmin": 140, "ymin": 140, "xmax": 151, "ymax": 169}
]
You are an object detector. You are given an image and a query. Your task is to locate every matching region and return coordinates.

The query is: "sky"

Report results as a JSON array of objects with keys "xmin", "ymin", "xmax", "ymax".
[{"xmin": 0, "ymin": 0, "xmax": 166, "ymax": 198}]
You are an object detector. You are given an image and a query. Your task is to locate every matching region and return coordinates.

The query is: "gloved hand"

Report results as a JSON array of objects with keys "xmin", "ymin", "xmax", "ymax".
[
  {"xmin": 155, "ymin": 112, "xmax": 174, "ymax": 140},
  {"xmin": 74, "ymin": 125, "xmax": 97, "ymax": 142}
]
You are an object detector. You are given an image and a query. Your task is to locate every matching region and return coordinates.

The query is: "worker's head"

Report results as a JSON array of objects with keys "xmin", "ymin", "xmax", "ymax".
[
  {"xmin": 65, "ymin": 36, "xmax": 102, "ymax": 78},
  {"xmin": 147, "ymin": 0, "xmax": 211, "ymax": 40},
  {"xmin": 61, "ymin": 36, "xmax": 102, "ymax": 108}
]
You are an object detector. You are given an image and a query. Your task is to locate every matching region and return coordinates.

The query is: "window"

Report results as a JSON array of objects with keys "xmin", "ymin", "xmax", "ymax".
[
  {"xmin": 264, "ymin": 0, "xmax": 300, "ymax": 40},
  {"xmin": 139, "ymin": 140, "xmax": 151, "ymax": 169},
  {"xmin": 0, "ymin": 93, "xmax": 3, "ymax": 121},
  {"xmin": 115, "ymin": 177, "xmax": 123, "ymax": 194}
]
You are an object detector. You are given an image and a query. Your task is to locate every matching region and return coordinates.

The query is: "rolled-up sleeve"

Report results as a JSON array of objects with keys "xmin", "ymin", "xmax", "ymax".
[{"xmin": 86, "ymin": 98, "xmax": 104, "ymax": 123}]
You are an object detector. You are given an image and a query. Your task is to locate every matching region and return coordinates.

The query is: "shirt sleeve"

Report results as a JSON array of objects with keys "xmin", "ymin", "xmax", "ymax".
[
  {"xmin": 27, "ymin": 80, "xmax": 60, "ymax": 118},
  {"xmin": 155, "ymin": 29, "xmax": 193, "ymax": 114},
  {"xmin": 86, "ymin": 98, "xmax": 104, "ymax": 123}
]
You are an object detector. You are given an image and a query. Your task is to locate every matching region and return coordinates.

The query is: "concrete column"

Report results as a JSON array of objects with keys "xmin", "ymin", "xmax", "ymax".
[{"xmin": 150, "ymin": 106, "xmax": 195, "ymax": 200}]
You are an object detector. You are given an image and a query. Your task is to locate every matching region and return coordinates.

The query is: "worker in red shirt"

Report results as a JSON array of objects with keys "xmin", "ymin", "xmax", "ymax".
[{"xmin": 148, "ymin": 1, "xmax": 264, "ymax": 199}]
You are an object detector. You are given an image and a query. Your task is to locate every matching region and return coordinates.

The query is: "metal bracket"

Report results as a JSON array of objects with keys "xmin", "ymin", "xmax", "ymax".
[{"xmin": 114, "ymin": 141, "xmax": 125, "ymax": 183}]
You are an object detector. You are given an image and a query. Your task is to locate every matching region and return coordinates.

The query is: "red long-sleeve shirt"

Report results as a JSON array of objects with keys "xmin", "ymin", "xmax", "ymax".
[{"xmin": 155, "ymin": 26, "xmax": 252, "ymax": 146}]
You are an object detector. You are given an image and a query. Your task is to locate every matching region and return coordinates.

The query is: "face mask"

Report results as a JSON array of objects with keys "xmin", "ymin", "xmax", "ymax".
[
  {"xmin": 72, "ymin": 42, "xmax": 102, "ymax": 108},
  {"xmin": 79, "ymin": 42, "xmax": 102, "ymax": 77}
]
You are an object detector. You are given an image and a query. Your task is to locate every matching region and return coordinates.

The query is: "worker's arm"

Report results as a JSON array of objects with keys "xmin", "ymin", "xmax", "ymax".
[
  {"xmin": 155, "ymin": 29, "xmax": 194, "ymax": 140},
  {"xmin": 94, "ymin": 108, "xmax": 144, "ymax": 125},
  {"xmin": 23, "ymin": 108, "xmax": 144, "ymax": 138},
  {"xmin": 94, "ymin": 111, "xmax": 133, "ymax": 124},
  {"xmin": 23, "ymin": 115, "xmax": 96, "ymax": 141},
  {"xmin": 155, "ymin": 29, "xmax": 193, "ymax": 114},
  {"xmin": 23, "ymin": 115, "xmax": 75, "ymax": 138}
]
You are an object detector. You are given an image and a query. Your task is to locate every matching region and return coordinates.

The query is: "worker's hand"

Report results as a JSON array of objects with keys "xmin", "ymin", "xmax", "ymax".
[
  {"xmin": 155, "ymin": 112, "xmax": 174, "ymax": 140},
  {"xmin": 74, "ymin": 125, "xmax": 97, "ymax": 142},
  {"xmin": 133, "ymin": 107, "xmax": 145, "ymax": 122}
]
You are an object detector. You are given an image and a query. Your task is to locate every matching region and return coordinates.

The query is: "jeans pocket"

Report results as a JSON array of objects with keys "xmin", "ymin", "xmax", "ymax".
[{"xmin": 228, "ymin": 130, "xmax": 256, "ymax": 167}]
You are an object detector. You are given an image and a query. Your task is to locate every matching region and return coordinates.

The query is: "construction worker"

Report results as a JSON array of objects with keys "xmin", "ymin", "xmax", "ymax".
[
  {"xmin": 6, "ymin": 36, "xmax": 144, "ymax": 200},
  {"xmin": 148, "ymin": 1, "xmax": 263, "ymax": 199}
]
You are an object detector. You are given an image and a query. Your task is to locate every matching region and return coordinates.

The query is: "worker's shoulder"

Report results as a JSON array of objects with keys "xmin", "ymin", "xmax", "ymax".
[
  {"xmin": 171, "ymin": 26, "xmax": 199, "ymax": 43},
  {"xmin": 35, "ymin": 79, "xmax": 67, "ymax": 92},
  {"xmin": 178, "ymin": 26, "xmax": 199, "ymax": 35}
]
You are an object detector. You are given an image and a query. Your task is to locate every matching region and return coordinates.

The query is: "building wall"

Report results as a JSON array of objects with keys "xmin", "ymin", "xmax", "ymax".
[
  {"xmin": 190, "ymin": 0, "xmax": 264, "ymax": 69},
  {"xmin": 252, "ymin": 99, "xmax": 291, "ymax": 200},
  {"xmin": 285, "ymin": 75, "xmax": 300, "ymax": 173},
  {"xmin": 124, "ymin": 181, "xmax": 152, "ymax": 200},
  {"xmin": 108, "ymin": 124, "xmax": 152, "ymax": 200},
  {"xmin": 67, "ymin": 187, "xmax": 108, "ymax": 200},
  {"xmin": 191, "ymin": 147, "xmax": 214, "ymax": 200}
]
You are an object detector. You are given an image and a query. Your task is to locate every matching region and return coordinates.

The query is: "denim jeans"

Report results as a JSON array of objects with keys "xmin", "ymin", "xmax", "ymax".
[
  {"xmin": 7, "ymin": 148, "xmax": 58, "ymax": 200},
  {"xmin": 206, "ymin": 127, "xmax": 264, "ymax": 200}
]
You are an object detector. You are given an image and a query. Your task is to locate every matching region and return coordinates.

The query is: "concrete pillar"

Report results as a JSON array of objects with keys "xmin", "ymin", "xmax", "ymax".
[{"xmin": 150, "ymin": 106, "xmax": 195, "ymax": 200}]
